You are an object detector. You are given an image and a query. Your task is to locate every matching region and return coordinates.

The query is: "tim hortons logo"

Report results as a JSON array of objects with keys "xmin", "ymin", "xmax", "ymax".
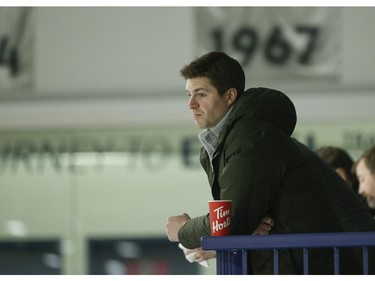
[{"xmin": 212, "ymin": 206, "xmax": 231, "ymax": 233}]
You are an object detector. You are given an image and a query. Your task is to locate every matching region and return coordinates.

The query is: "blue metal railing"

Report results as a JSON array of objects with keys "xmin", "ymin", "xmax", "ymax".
[{"xmin": 201, "ymin": 231, "xmax": 375, "ymax": 275}]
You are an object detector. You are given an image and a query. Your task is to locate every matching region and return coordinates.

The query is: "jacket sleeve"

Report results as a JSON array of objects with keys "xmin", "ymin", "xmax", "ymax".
[{"xmin": 178, "ymin": 213, "xmax": 211, "ymax": 249}]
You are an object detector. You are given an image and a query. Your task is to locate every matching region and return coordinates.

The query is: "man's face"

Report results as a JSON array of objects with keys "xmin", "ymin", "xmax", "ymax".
[
  {"xmin": 356, "ymin": 158, "xmax": 375, "ymax": 208},
  {"xmin": 185, "ymin": 77, "xmax": 233, "ymax": 129}
]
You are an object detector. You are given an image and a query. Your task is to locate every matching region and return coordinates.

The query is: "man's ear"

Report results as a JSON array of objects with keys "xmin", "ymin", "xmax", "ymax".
[{"xmin": 226, "ymin": 88, "xmax": 237, "ymax": 106}]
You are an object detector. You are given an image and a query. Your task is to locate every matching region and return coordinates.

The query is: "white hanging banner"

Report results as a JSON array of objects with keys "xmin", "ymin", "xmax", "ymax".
[
  {"xmin": 195, "ymin": 7, "xmax": 341, "ymax": 81},
  {"xmin": 0, "ymin": 7, "xmax": 34, "ymax": 93}
]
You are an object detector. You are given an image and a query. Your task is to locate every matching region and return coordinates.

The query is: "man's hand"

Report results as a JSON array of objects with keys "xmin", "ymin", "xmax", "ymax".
[
  {"xmin": 178, "ymin": 243, "xmax": 216, "ymax": 267},
  {"xmin": 176, "ymin": 215, "xmax": 275, "ymax": 265},
  {"xmin": 179, "ymin": 245, "xmax": 216, "ymax": 262},
  {"xmin": 253, "ymin": 215, "xmax": 274, "ymax": 235},
  {"xmin": 166, "ymin": 213, "xmax": 191, "ymax": 242}
]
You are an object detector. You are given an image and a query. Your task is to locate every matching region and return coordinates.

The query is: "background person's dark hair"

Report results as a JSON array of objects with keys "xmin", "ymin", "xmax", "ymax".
[
  {"xmin": 316, "ymin": 146, "xmax": 359, "ymax": 193},
  {"xmin": 180, "ymin": 52, "xmax": 245, "ymax": 98}
]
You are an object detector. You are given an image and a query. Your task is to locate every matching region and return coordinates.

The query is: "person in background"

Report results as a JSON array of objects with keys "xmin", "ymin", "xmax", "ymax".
[
  {"xmin": 165, "ymin": 51, "xmax": 375, "ymax": 274},
  {"xmin": 315, "ymin": 146, "xmax": 359, "ymax": 193},
  {"xmin": 353, "ymin": 145, "xmax": 375, "ymax": 218}
]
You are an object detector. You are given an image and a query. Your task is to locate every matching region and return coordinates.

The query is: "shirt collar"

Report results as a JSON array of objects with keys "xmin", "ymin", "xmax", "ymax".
[
  {"xmin": 211, "ymin": 106, "xmax": 234, "ymax": 136},
  {"xmin": 198, "ymin": 105, "xmax": 234, "ymax": 147}
]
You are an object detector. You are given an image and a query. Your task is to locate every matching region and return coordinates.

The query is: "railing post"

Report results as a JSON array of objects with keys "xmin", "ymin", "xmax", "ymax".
[
  {"xmin": 362, "ymin": 246, "xmax": 368, "ymax": 275},
  {"xmin": 216, "ymin": 250, "xmax": 244, "ymax": 274},
  {"xmin": 333, "ymin": 247, "xmax": 340, "ymax": 274},
  {"xmin": 241, "ymin": 250, "xmax": 248, "ymax": 275},
  {"xmin": 231, "ymin": 250, "xmax": 244, "ymax": 274},
  {"xmin": 303, "ymin": 248, "xmax": 309, "ymax": 275},
  {"xmin": 273, "ymin": 249, "xmax": 279, "ymax": 275},
  {"xmin": 216, "ymin": 251, "xmax": 224, "ymax": 275}
]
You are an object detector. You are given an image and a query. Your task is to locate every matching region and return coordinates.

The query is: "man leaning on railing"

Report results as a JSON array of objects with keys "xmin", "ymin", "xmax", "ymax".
[{"xmin": 165, "ymin": 52, "xmax": 375, "ymax": 274}]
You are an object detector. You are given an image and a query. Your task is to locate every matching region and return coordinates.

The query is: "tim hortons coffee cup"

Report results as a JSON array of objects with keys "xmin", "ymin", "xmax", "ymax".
[{"xmin": 208, "ymin": 200, "xmax": 232, "ymax": 236}]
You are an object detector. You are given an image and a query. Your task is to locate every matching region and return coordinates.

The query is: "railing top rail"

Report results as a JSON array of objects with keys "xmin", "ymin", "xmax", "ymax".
[{"xmin": 201, "ymin": 231, "xmax": 375, "ymax": 251}]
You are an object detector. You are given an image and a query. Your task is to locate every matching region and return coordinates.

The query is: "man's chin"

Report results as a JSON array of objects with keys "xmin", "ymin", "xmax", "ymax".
[{"xmin": 195, "ymin": 122, "xmax": 205, "ymax": 129}]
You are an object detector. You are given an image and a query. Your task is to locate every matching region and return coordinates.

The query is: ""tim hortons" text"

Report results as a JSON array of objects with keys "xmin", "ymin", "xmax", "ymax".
[{"xmin": 212, "ymin": 206, "xmax": 231, "ymax": 234}]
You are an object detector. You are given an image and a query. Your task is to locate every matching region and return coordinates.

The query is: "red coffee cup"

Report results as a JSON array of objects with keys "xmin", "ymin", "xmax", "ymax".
[{"xmin": 208, "ymin": 200, "xmax": 232, "ymax": 236}]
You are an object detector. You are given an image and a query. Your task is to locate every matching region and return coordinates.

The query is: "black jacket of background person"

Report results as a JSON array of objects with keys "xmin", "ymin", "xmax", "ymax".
[{"xmin": 178, "ymin": 87, "xmax": 375, "ymax": 274}]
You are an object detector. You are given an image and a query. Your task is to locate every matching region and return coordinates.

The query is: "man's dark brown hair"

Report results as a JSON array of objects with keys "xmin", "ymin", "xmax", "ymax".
[{"xmin": 180, "ymin": 51, "xmax": 245, "ymax": 98}]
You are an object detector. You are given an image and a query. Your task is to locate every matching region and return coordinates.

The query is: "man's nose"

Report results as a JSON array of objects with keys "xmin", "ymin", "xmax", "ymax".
[{"xmin": 188, "ymin": 97, "xmax": 197, "ymax": 109}]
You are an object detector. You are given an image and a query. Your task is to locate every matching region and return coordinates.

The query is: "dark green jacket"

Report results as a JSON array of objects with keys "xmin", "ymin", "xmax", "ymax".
[{"xmin": 178, "ymin": 87, "xmax": 375, "ymax": 274}]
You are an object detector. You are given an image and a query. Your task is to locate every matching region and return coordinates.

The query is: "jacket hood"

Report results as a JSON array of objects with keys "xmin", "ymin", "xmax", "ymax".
[{"xmin": 231, "ymin": 87, "xmax": 297, "ymax": 136}]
